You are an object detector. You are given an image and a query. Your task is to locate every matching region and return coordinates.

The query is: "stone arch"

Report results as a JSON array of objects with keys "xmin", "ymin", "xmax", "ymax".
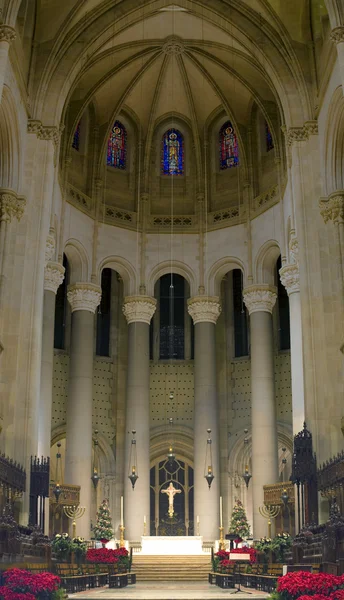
[
  {"xmin": 150, "ymin": 425, "xmax": 194, "ymax": 466},
  {"xmin": 0, "ymin": 86, "xmax": 21, "ymax": 192},
  {"xmin": 64, "ymin": 238, "xmax": 89, "ymax": 284},
  {"xmin": 97, "ymin": 256, "xmax": 137, "ymax": 296},
  {"xmin": 207, "ymin": 257, "xmax": 246, "ymax": 296},
  {"xmin": 324, "ymin": 86, "xmax": 344, "ymax": 196},
  {"xmin": 147, "ymin": 260, "xmax": 197, "ymax": 298},
  {"xmin": 254, "ymin": 239, "xmax": 281, "ymax": 285}
]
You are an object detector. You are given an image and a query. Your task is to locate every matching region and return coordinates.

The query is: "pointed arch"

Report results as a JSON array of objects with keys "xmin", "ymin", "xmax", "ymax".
[
  {"xmin": 219, "ymin": 120, "xmax": 239, "ymax": 170},
  {"xmin": 107, "ymin": 120, "xmax": 127, "ymax": 169},
  {"xmin": 161, "ymin": 128, "xmax": 184, "ymax": 176}
]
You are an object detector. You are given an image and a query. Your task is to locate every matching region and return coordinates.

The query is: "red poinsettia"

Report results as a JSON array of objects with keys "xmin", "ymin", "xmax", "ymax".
[
  {"xmin": 277, "ymin": 571, "xmax": 344, "ymax": 600},
  {"xmin": 86, "ymin": 547, "xmax": 129, "ymax": 564},
  {"xmin": 0, "ymin": 569, "xmax": 61, "ymax": 600},
  {"xmin": 229, "ymin": 547, "xmax": 257, "ymax": 563}
]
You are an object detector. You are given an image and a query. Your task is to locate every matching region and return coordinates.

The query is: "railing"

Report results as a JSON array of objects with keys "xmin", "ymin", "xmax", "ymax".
[
  {"xmin": 208, "ymin": 206, "xmax": 242, "ymax": 227},
  {"xmin": 252, "ymin": 185, "xmax": 279, "ymax": 216},
  {"xmin": 149, "ymin": 215, "xmax": 196, "ymax": 229},
  {"xmin": 49, "ymin": 483, "xmax": 80, "ymax": 506},
  {"xmin": 263, "ymin": 482, "xmax": 294, "ymax": 506},
  {"xmin": 68, "ymin": 184, "xmax": 92, "ymax": 213},
  {"xmin": 105, "ymin": 206, "xmax": 137, "ymax": 228},
  {"xmin": 317, "ymin": 451, "xmax": 344, "ymax": 491},
  {"xmin": 0, "ymin": 453, "xmax": 26, "ymax": 494}
]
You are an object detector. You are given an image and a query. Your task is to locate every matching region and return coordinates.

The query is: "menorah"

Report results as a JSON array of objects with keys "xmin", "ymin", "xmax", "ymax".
[
  {"xmin": 258, "ymin": 504, "xmax": 280, "ymax": 538},
  {"xmin": 63, "ymin": 505, "xmax": 86, "ymax": 538}
]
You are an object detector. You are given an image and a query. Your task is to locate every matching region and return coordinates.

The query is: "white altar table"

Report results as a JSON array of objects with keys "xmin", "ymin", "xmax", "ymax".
[{"xmin": 141, "ymin": 536, "xmax": 203, "ymax": 555}]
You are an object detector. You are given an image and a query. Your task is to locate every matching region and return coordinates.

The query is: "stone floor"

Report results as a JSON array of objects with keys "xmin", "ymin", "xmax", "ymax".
[{"xmin": 68, "ymin": 582, "xmax": 269, "ymax": 599}]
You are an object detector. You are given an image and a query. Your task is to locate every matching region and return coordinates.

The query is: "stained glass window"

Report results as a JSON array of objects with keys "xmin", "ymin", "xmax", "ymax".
[
  {"xmin": 107, "ymin": 121, "xmax": 127, "ymax": 169},
  {"xmin": 161, "ymin": 129, "xmax": 184, "ymax": 175},
  {"xmin": 72, "ymin": 121, "xmax": 80, "ymax": 151},
  {"xmin": 265, "ymin": 121, "xmax": 274, "ymax": 152},
  {"xmin": 219, "ymin": 121, "xmax": 239, "ymax": 169}
]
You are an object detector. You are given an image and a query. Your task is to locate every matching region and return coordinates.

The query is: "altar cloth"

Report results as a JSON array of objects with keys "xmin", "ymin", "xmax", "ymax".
[{"xmin": 141, "ymin": 535, "xmax": 204, "ymax": 555}]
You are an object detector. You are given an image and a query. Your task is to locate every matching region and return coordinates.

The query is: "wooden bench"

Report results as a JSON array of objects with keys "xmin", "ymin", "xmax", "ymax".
[
  {"xmin": 215, "ymin": 573, "xmax": 235, "ymax": 588},
  {"xmin": 109, "ymin": 573, "xmax": 128, "ymax": 588},
  {"xmin": 257, "ymin": 564, "xmax": 283, "ymax": 593}
]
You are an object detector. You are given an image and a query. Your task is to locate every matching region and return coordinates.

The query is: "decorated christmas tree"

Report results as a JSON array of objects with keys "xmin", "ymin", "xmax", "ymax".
[
  {"xmin": 229, "ymin": 499, "xmax": 250, "ymax": 540},
  {"xmin": 93, "ymin": 499, "xmax": 113, "ymax": 542}
]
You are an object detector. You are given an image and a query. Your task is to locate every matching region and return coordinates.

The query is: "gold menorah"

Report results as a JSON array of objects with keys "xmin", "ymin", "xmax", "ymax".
[
  {"xmin": 258, "ymin": 504, "xmax": 280, "ymax": 538},
  {"xmin": 63, "ymin": 505, "xmax": 86, "ymax": 538}
]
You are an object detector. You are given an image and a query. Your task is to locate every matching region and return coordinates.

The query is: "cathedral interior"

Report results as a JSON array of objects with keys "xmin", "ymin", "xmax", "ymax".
[{"xmin": 0, "ymin": 0, "xmax": 343, "ymax": 547}]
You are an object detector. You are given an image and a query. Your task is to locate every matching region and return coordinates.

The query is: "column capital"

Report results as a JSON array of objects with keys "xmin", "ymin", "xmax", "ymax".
[
  {"xmin": 0, "ymin": 191, "xmax": 26, "ymax": 223},
  {"xmin": 44, "ymin": 261, "xmax": 65, "ymax": 294},
  {"xmin": 330, "ymin": 26, "xmax": 344, "ymax": 45},
  {"xmin": 67, "ymin": 283, "xmax": 101, "ymax": 313},
  {"xmin": 243, "ymin": 284, "xmax": 277, "ymax": 315},
  {"xmin": 187, "ymin": 296, "xmax": 221, "ymax": 324},
  {"xmin": 0, "ymin": 25, "xmax": 16, "ymax": 43},
  {"xmin": 122, "ymin": 295, "xmax": 157, "ymax": 324},
  {"xmin": 279, "ymin": 263, "xmax": 300, "ymax": 296},
  {"xmin": 319, "ymin": 191, "xmax": 344, "ymax": 225}
]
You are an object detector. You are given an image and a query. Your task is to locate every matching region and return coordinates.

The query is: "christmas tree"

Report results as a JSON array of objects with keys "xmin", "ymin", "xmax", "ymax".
[
  {"xmin": 93, "ymin": 499, "xmax": 113, "ymax": 542},
  {"xmin": 229, "ymin": 499, "xmax": 250, "ymax": 539}
]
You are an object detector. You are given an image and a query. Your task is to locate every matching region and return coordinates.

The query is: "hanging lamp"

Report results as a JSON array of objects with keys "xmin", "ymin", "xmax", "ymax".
[
  {"xmin": 91, "ymin": 430, "xmax": 100, "ymax": 489},
  {"xmin": 53, "ymin": 443, "xmax": 63, "ymax": 502},
  {"xmin": 128, "ymin": 430, "xmax": 138, "ymax": 489},
  {"xmin": 204, "ymin": 429, "xmax": 214, "ymax": 489}
]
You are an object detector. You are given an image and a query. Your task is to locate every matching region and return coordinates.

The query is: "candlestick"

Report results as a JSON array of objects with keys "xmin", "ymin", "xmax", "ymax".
[
  {"xmin": 220, "ymin": 496, "xmax": 223, "ymax": 528},
  {"xmin": 120, "ymin": 496, "xmax": 123, "ymax": 527}
]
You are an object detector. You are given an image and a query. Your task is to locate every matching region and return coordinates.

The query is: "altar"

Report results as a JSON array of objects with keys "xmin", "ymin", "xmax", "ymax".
[{"xmin": 141, "ymin": 536, "xmax": 204, "ymax": 555}]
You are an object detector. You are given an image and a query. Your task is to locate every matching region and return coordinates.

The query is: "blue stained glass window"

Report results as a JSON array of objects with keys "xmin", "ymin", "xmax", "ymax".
[
  {"xmin": 265, "ymin": 121, "xmax": 274, "ymax": 152},
  {"xmin": 107, "ymin": 121, "xmax": 127, "ymax": 169},
  {"xmin": 72, "ymin": 121, "xmax": 80, "ymax": 151},
  {"xmin": 161, "ymin": 129, "xmax": 184, "ymax": 175},
  {"xmin": 219, "ymin": 120, "xmax": 239, "ymax": 170}
]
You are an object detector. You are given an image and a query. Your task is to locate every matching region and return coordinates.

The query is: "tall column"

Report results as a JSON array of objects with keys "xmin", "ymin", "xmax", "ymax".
[
  {"xmin": 330, "ymin": 27, "xmax": 344, "ymax": 93},
  {"xmin": 187, "ymin": 296, "xmax": 221, "ymax": 541},
  {"xmin": 243, "ymin": 285, "xmax": 279, "ymax": 539},
  {"xmin": 0, "ymin": 26, "xmax": 16, "ymax": 101},
  {"xmin": 65, "ymin": 283, "xmax": 101, "ymax": 539},
  {"xmin": 37, "ymin": 260, "xmax": 65, "ymax": 458},
  {"xmin": 320, "ymin": 192, "xmax": 344, "ymax": 284},
  {"xmin": 122, "ymin": 296, "xmax": 156, "ymax": 541}
]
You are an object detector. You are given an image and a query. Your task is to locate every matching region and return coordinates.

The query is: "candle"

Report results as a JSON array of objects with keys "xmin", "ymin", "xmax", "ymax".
[
  {"xmin": 196, "ymin": 515, "xmax": 199, "ymax": 524},
  {"xmin": 220, "ymin": 496, "xmax": 223, "ymax": 528},
  {"xmin": 144, "ymin": 515, "xmax": 146, "ymax": 524},
  {"xmin": 120, "ymin": 496, "xmax": 123, "ymax": 527}
]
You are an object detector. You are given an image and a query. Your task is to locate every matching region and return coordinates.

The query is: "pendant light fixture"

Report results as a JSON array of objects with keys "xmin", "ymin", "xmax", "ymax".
[
  {"xmin": 204, "ymin": 429, "xmax": 214, "ymax": 489},
  {"xmin": 91, "ymin": 430, "xmax": 100, "ymax": 489},
  {"xmin": 128, "ymin": 430, "xmax": 138, "ymax": 490},
  {"xmin": 53, "ymin": 442, "xmax": 63, "ymax": 503}
]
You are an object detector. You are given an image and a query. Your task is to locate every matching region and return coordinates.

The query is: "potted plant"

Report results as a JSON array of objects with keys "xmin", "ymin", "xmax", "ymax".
[
  {"xmin": 71, "ymin": 537, "xmax": 87, "ymax": 564},
  {"xmin": 51, "ymin": 533, "xmax": 72, "ymax": 562},
  {"xmin": 0, "ymin": 568, "xmax": 64, "ymax": 599}
]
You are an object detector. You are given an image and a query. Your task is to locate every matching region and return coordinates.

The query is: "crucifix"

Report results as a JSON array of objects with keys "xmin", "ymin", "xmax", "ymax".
[{"xmin": 161, "ymin": 482, "xmax": 181, "ymax": 517}]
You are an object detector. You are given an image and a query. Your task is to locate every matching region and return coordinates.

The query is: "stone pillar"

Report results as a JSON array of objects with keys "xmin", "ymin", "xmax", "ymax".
[
  {"xmin": 243, "ymin": 285, "xmax": 279, "ymax": 539},
  {"xmin": 279, "ymin": 238, "xmax": 305, "ymax": 435},
  {"xmin": 37, "ymin": 261, "xmax": 65, "ymax": 458},
  {"xmin": 187, "ymin": 296, "xmax": 221, "ymax": 541},
  {"xmin": 65, "ymin": 283, "xmax": 101, "ymax": 539},
  {"xmin": 122, "ymin": 296, "xmax": 156, "ymax": 541},
  {"xmin": 0, "ymin": 26, "xmax": 16, "ymax": 101},
  {"xmin": 330, "ymin": 27, "xmax": 344, "ymax": 93},
  {"xmin": 320, "ymin": 192, "xmax": 344, "ymax": 283},
  {"xmin": 0, "ymin": 192, "xmax": 26, "ymax": 299}
]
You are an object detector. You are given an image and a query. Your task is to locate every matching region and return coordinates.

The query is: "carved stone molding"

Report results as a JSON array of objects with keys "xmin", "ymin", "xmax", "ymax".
[
  {"xmin": 44, "ymin": 261, "xmax": 65, "ymax": 294},
  {"xmin": 330, "ymin": 26, "xmax": 344, "ymax": 45},
  {"xmin": 0, "ymin": 192, "xmax": 26, "ymax": 223},
  {"xmin": 289, "ymin": 232, "xmax": 299, "ymax": 265},
  {"xmin": 279, "ymin": 263, "xmax": 300, "ymax": 295},
  {"xmin": 163, "ymin": 36, "xmax": 185, "ymax": 55},
  {"xmin": 122, "ymin": 295, "xmax": 157, "ymax": 325},
  {"xmin": 187, "ymin": 296, "xmax": 221, "ymax": 324},
  {"xmin": 27, "ymin": 120, "xmax": 60, "ymax": 146},
  {"xmin": 287, "ymin": 121, "xmax": 318, "ymax": 146},
  {"xmin": 243, "ymin": 284, "xmax": 277, "ymax": 315},
  {"xmin": 67, "ymin": 283, "xmax": 101, "ymax": 313},
  {"xmin": 0, "ymin": 26, "xmax": 16, "ymax": 43},
  {"xmin": 45, "ymin": 234, "xmax": 55, "ymax": 265},
  {"xmin": 319, "ymin": 192, "xmax": 344, "ymax": 225}
]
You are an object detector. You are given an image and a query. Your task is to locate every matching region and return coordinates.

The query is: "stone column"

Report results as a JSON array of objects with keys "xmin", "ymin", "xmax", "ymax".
[
  {"xmin": 0, "ymin": 192, "xmax": 26, "ymax": 300},
  {"xmin": 243, "ymin": 285, "xmax": 279, "ymax": 539},
  {"xmin": 37, "ymin": 261, "xmax": 65, "ymax": 458},
  {"xmin": 279, "ymin": 238, "xmax": 305, "ymax": 435},
  {"xmin": 320, "ymin": 192, "xmax": 344, "ymax": 283},
  {"xmin": 122, "ymin": 296, "xmax": 156, "ymax": 541},
  {"xmin": 65, "ymin": 283, "xmax": 101, "ymax": 539},
  {"xmin": 330, "ymin": 27, "xmax": 344, "ymax": 93},
  {"xmin": 0, "ymin": 26, "xmax": 16, "ymax": 101},
  {"xmin": 187, "ymin": 296, "xmax": 221, "ymax": 541}
]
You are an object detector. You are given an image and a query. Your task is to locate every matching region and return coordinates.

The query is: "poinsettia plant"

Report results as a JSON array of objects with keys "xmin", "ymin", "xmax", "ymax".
[
  {"xmin": 212, "ymin": 547, "xmax": 257, "ymax": 572},
  {"xmin": 86, "ymin": 547, "xmax": 129, "ymax": 569},
  {"xmin": 0, "ymin": 569, "xmax": 63, "ymax": 600},
  {"xmin": 274, "ymin": 571, "xmax": 344, "ymax": 600}
]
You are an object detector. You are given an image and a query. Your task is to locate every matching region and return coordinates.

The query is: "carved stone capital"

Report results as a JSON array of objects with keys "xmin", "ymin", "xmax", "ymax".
[
  {"xmin": 187, "ymin": 296, "xmax": 221, "ymax": 324},
  {"xmin": 304, "ymin": 121, "xmax": 318, "ymax": 137},
  {"xmin": 27, "ymin": 120, "xmax": 60, "ymax": 146},
  {"xmin": 45, "ymin": 234, "xmax": 55, "ymax": 265},
  {"xmin": 44, "ymin": 261, "xmax": 65, "ymax": 294},
  {"xmin": 287, "ymin": 121, "xmax": 318, "ymax": 146},
  {"xmin": 122, "ymin": 296, "xmax": 157, "ymax": 325},
  {"xmin": 330, "ymin": 26, "xmax": 344, "ymax": 45},
  {"xmin": 0, "ymin": 26, "xmax": 16, "ymax": 43},
  {"xmin": 243, "ymin": 284, "xmax": 277, "ymax": 315},
  {"xmin": 279, "ymin": 263, "xmax": 300, "ymax": 295},
  {"xmin": 0, "ymin": 192, "xmax": 26, "ymax": 223},
  {"xmin": 319, "ymin": 192, "xmax": 344, "ymax": 225},
  {"xmin": 67, "ymin": 283, "xmax": 101, "ymax": 313}
]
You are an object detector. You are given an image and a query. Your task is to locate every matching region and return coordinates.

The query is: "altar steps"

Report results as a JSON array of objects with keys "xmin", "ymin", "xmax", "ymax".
[{"xmin": 132, "ymin": 555, "xmax": 211, "ymax": 581}]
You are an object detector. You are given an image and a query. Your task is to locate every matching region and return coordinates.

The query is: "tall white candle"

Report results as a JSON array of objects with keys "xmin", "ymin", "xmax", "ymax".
[
  {"xmin": 120, "ymin": 496, "xmax": 123, "ymax": 527},
  {"xmin": 220, "ymin": 496, "xmax": 223, "ymax": 527},
  {"xmin": 144, "ymin": 515, "xmax": 146, "ymax": 524},
  {"xmin": 196, "ymin": 515, "xmax": 199, "ymax": 524}
]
